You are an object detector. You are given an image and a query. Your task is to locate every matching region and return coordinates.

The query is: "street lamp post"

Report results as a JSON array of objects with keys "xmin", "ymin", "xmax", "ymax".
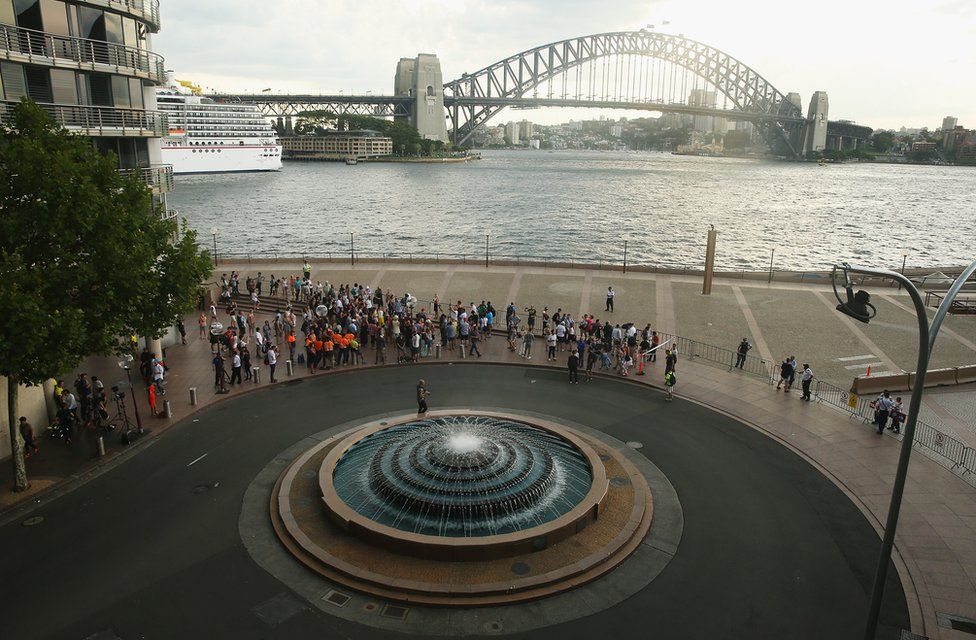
[
  {"xmin": 117, "ymin": 354, "xmax": 143, "ymax": 432},
  {"xmin": 211, "ymin": 227, "xmax": 218, "ymax": 266},
  {"xmin": 833, "ymin": 258, "xmax": 976, "ymax": 640},
  {"xmin": 899, "ymin": 253, "xmax": 908, "ymax": 291},
  {"xmin": 350, "ymin": 232, "xmax": 355, "ymax": 266},
  {"xmin": 485, "ymin": 233, "xmax": 489, "ymax": 269}
]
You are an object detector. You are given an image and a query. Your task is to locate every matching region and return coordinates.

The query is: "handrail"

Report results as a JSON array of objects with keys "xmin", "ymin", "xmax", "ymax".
[
  {"xmin": 78, "ymin": 0, "xmax": 161, "ymax": 32},
  {"xmin": 0, "ymin": 23, "xmax": 165, "ymax": 83},
  {"xmin": 0, "ymin": 100, "xmax": 166, "ymax": 137},
  {"xmin": 119, "ymin": 164, "xmax": 173, "ymax": 194}
]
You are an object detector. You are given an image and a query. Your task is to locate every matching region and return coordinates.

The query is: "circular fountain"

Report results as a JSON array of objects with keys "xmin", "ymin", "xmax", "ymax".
[
  {"xmin": 327, "ymin": 415, "xmax": 599, "ymax": 549},
  {"xmin": 272, "ymin": 411, "xmax": 655, "ymax": 604}
]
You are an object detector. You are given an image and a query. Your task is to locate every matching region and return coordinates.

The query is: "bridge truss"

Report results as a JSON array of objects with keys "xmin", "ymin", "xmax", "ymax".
[
  {"xmin": 443, "ymin": 31, "xmax": 806, "ymax": 154},
  {"xmin": 208, "ymin": 94, "xmax": 412, "ymax": 119}
]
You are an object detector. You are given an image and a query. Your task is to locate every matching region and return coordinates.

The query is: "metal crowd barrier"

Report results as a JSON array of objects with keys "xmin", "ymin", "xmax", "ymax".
[{"xmin": 813, "ymin": 379, "xmax": 976, "ymax": 479}]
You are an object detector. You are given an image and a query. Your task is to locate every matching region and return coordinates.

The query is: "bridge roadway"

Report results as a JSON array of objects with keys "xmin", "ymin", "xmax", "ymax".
[{"xmin": 210, "ymin": 93, "xmax": 807, "ymax": 125}]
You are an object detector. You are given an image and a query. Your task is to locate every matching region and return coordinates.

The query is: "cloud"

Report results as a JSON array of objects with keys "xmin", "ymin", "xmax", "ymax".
[{"xmin": 153, "ymin": 0, "xmax": 975, "ymax": 129}]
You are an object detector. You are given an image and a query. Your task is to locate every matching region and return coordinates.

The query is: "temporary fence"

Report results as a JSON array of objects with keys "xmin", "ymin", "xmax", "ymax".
[
  {"xmin": 656, "ymin": 332, "xmax": 774, "ymax": 380},
  {"xmin": 813, "ymin": 378, "xmax": 976, "ymax": 481}
]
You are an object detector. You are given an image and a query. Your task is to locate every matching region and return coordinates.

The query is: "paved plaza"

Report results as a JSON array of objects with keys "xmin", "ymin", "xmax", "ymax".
[{"xmin": 1, "ymin": 260, "xmax": 975, "ymax": 639}]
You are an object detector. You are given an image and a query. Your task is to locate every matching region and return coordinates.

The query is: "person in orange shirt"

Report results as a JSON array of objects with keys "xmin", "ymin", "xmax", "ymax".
[
  {"xmin": 313, "ymin": 337, "xmax": 325, "ymax": 371},
  {"xmin": 286, "ymin": 331, "xmax": 296, "ymax": 362},
  {"xmin": 148, "ymin": 384, "xmax": 158, "ymax": 416},
  {"xmin": 324, "ymin": 338, "xmax": 335, "ymax": 369}
]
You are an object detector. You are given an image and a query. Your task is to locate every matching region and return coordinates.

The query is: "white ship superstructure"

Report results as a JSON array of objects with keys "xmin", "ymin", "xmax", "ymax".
[{"xmin": 157, "ymin": 78, "xmax": 281, "ymax": 174}]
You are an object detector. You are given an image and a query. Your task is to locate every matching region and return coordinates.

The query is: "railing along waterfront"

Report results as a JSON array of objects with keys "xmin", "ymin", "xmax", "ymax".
[
  {"xmin": 84, "ymin": 0, "xmax": 161, "ymax": 31},
  {"xmin": 813, "ymin": 378, "xmax": 976, "ymax": 482},
  {"xmin": 160, "ymin": 208, "xmax": 179, "ymax": 221},
  {"xmin": 655, "ymin": 331, "xmax": 774, "ymax": 380},
  {"xmin": 120, "ymin": 164, "xmax": 174, "ymax": 194},
  {"xmin": 0, "ymin": 100, "xmax": 165, "ymax": 137},
  {"xmin": 0, "ymin": 24, "xmax": 165, "ymax": 83}
]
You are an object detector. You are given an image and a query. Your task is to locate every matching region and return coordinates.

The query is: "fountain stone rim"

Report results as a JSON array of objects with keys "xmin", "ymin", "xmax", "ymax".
[{"xmin": 317, "ymin": 410, "xmax": 610, "ymax": 559}]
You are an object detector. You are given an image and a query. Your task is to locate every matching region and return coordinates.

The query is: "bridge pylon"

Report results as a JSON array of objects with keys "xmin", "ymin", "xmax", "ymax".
[{"xmin": 394, "ymin": 54, "xmax": 450, "ymax": 142}]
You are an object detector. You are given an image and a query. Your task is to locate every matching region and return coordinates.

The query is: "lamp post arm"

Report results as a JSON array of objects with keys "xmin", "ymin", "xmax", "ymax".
[
  {"xmin": 840, "ymin": 264, "xmax": 929, "ymax": 640},
  {"xmin": 928, "ymin": 260, "xmax": 976, "ymax": 354}
]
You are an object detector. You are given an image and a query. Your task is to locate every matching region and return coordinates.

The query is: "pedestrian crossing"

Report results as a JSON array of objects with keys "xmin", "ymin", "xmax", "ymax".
[{"xmin": 835, "ymin": 354, "xmax": 892, "ymax": 376}]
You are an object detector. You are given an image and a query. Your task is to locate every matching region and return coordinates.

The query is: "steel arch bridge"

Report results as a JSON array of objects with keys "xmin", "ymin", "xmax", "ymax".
[{"xmin": 444, "ymin": 30, "xmax": 806, "ymax": 154}]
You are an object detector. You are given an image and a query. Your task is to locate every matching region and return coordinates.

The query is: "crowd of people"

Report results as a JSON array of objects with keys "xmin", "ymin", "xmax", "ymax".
[{"xmin": 206, "ymin": 270, "xmax": 692, "ymax": 397}]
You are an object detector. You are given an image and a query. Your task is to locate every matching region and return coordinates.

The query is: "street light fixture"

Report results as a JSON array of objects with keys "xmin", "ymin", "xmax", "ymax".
[
  {"xmin": 211, "ymin": 227, "xmax": 218, "ymax": 266},
  {"xmin": 831, "ymin": 258, "xmax": 976, "ymax": 640}
]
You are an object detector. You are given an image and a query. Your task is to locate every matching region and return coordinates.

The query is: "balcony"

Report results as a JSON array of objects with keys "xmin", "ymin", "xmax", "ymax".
[
  {"xmin": 78, "ymin": 0, "xmax": 161, "ymax": 32},
  {"xmin": 0, "ymin": 24, "xmax": 166, "ymax": 84},
  {"xmin": 120, "ymin": 164, "xmax": 174, "ymax": 195},
  {"xmin": 0, "ymin": 100, "xmax": 166, "ymax": 137}
]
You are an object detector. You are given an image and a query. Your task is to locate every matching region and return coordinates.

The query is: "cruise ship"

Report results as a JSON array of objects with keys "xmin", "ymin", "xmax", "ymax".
[{"xmin": 156, "ymin": 76, "xmax": 281, "ymax": 174}]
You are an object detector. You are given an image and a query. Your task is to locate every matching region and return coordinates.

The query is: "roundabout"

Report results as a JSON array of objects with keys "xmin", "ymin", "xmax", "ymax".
[{"xmin": 0, "ymin": 363, "xmax": 911, "ymax": 639}]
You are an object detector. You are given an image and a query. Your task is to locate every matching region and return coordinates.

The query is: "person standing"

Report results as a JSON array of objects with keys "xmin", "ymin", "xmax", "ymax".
[
  {"xmin": 522, "ymin": 330, "xmax": 533, "ymax": 359},
  {"xmin": 19, "ymin": 417, "xmax": 38, "ymax": 458},
  {"xmin": 198, "ymin": 312, "xmax": 208, "ymax": 339},
  {"xmin": 665, "ymin": 349, "xmax": 677, "ymax": 375},
  {"xmin": 735, "ymin": 338, "xmax": 751, "ymax": 369},
  {"xmin": 148, "ymin": 383, "xmax": 158, "ymax": 416},
  {"xmin": 212, "ymin": 353, "xmax": 225, "ymax": 391},
  {"xmin": 267, "ymin": 345, "xmax": 278, "ymax": 382},
  {"xmin": 177, "ymin": 318, "xmax": 187, "ymax": 345},
  {"xmin": 776, "ymin": 358, "xmax": 793, "ymax": 391},
  {"xmin": 230, "ymin": 351, "xmax": 242, "ymax": 385},
  {"xmin": 605, "ymin": 286, "xmax": 615, "ymax": 312},
  {"xmin": 469, "ymin": 328, "xmax": 483, "ymax": 358},
  {"xmin": 241, "ymin": 346, "xmax": 252, "ymax": 381},
  {"xmin": 800, "ymin": 364, "xmax": 814, "ymax": 402},
  {"xmin": 417, "ymin": 379, "xmax": 430, "ymax": 414},
  {"xmin": 665, "ymin": 370, "xmax": 676, "ymax": 401},
  {"xmin": 568, "ymin": 350, "xmax": 580, "ymax": 384},
  {"xmin": 546, "ymin": 329, "xmax": 557, "ymax": 361},
  {"xmin": 873, "ymin": 390, "xmax": 893, "ymax": 432}
]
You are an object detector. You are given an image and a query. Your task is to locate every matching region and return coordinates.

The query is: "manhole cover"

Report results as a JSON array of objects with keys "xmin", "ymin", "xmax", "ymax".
[
  {"xmin": 511, "ymin": 562, "xmax": 531, "ymax": 575},
  {"xmin": 626, "ymin": 441, "xmax": 643, "ymax": 449},
  {"xmin": 322, "ymin": 590, "xmax": 350, "ymax": 607},
  {"xmin": 381, "ymin": 604, "xmax": 409, "ymax": 620},
  {"xmin": 192, "ymin": 484, "xmax": 210, "ymax": 494},
  {"xmin": 22, "ymin": 516, "xmax": 44, "ymax": 527}
]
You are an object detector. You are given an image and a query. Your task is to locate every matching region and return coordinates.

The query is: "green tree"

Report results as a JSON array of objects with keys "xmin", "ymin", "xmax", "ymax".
[
  {"xmin": 294, "ymin": 109, "xmax": 337, "ymax": 135},
  {"xmin": 870, "ymin": 130, "xmax": 896, "ymax": 153},
  {"xmin": 0, "ymin": 99, "xmax": 211, "ymax": 491}
]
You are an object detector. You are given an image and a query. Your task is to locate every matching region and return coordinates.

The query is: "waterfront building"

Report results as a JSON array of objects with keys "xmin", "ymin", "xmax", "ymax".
[
  {"xmin": 911, "ymin": 141, "xmax": 937, "ymax": 153},
  {"xmin": 505, "ymin": 121, "xmax": 520, "ymax": 145},
  {"xmin": 0, "ymin": 0, "xmax": 173, "ymax": 459},
  {"xmin": 280, "ymin": 131, "xmax": 393, "ymax": 160},
  {"xmin": 688, "ymin": 89, "xmax": 716, "ymax": 133},
  {"xmin": 943, "ymin": 125, "xmax": 975, "ymax": 151},
  {"xmin": 519, "ymin": 119, "xmax": 533, "ymax": 140}
]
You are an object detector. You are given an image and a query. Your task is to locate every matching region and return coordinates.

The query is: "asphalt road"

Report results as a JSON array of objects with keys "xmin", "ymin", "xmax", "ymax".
[{"xmin": 0, "ymin": 364, "xmax": 908, "ymax": 639}]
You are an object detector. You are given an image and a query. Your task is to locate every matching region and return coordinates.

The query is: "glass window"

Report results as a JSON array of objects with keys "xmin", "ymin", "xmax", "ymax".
[
  {"xmin": 50, "ymin": 68, "xmax": 76, "ymax": 103},
  {"xmin": 111, "ymin": 74, "xmax": 129, "ymax": 107},
  {"xmin": 0, "ymin": 61, "xmax": 27, "ymax": 99},
  {"xmin": 13, "ymin": 0, "xmax": 41, "ymax": 31},
  {"xmin": 78, "ymin": 6, "xmax": 104, "ymax": 41},
  {"xmin": 87, "ymin": 72, "xmax": 111, "ymax": 106},
  {"xmin": 39, "ymin": 0, "xmax": 68, "ymax": 36},
  {"xmin": 122, "ymin": 16, "xmax": 137, "ymax": 47},
  {"xmin": 0, "ymin": 1, "xmax": 15, "ymax": 25},
  {"xmin": 24, "ymin": 64, "xmax": 52, "ymax": 102},
  {"xmin": 103, "ymin": 11, "xmax": 122, "ymax": 44},
  {"xmin": 128, "ymin": 77, "xmax": 143, "ymax": 109}
]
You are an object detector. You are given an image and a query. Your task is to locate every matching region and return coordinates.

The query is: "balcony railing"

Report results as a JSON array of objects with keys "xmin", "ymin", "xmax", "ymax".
[
  {"xmin": 160, "ymin": 208, "xmax": 180, "ymax": 221},
  {"xmin": 79, "ymin": 0, "xmax": 161, "ymax": 32},
  {"xmin": 0, "ymin": 24, "xmax": 166, "ymax": 84},
  {"xmin": 120, "ymin": 164, "xmax": 174, "ymax": 194},
  {"xmin": 0, "ymin": 100, "xmax": 166, "ymax": 137}
]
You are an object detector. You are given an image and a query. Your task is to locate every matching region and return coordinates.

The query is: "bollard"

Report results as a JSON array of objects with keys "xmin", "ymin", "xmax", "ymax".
[
  {"xmin": 252, "ymin": 366, "xmax": 260, "ymax": 384},
  {"xmin": 97, "ymin": 435, "xmax": 105, "ymax": 457},
  {"xmin": 459, "ymin": 342, "xmax": 466, "ymax": 359},
  {"xmin": 435, "ymin": 344, "xmax": 441, "ymax": 359},
  {"xmin": 189, "ymin": 386, "xmax": 198, "ymax": 406},
  {"xmin": 286, "ymin": 360, "xmax": 294, "ymax": 377},
  {"xmin": 163, "ymin": 400, "xmax": 172, "ymax": 419}
]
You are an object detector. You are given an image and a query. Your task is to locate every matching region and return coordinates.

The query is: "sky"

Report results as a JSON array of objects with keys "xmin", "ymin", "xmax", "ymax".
[{"xmin": 153, "ymin": 0, "xmax": 976, "ymax": 131}]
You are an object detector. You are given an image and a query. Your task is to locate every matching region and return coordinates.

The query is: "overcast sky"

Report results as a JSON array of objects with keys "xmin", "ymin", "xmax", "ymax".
[{"xmin": 154, "ymin": 0, "xmax": 975, "ymax": 131}]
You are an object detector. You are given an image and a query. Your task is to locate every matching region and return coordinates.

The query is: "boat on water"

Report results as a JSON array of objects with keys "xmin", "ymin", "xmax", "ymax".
[
  {"xmin": 344, "ymin": 157, "xmax": 358, "ymax": 165},
  {"xmin": 156, "ymin": 73, "xmax": 282, "ymax": 174}
]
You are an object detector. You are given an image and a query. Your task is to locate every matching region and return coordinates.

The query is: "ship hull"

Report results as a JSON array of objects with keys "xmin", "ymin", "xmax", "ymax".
[{"xmin": 162, "ymin": 145, "xmax": 283, "ymax": 174}]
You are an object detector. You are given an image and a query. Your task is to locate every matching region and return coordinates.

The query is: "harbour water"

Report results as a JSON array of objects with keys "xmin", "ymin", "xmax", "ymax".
[{"xmin": 169, "ymin": 150, "xmax": 976, "ymax": 271}]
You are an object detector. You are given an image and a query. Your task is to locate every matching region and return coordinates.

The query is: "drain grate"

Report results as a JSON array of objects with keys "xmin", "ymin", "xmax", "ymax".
[
  {"xmin": 938, "ymin": 611, "xmax": 976, "ymax": 635},
  {"xmin": 381, "ymin": 604, "xmax": 409, "ymax": 620},
  {"xmin": 322, "ymin": 590, "xmax": 350, "ymax": 607}
]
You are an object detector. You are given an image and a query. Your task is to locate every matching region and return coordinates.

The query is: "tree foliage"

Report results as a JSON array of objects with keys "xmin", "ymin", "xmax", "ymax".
[
  {"xmin": 294, "ymin": 109, "xmax": 338, "ymax": 136},
  {"xmin": 0, "ymin": 99, "xmax": 211, "ymax": 489}
]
